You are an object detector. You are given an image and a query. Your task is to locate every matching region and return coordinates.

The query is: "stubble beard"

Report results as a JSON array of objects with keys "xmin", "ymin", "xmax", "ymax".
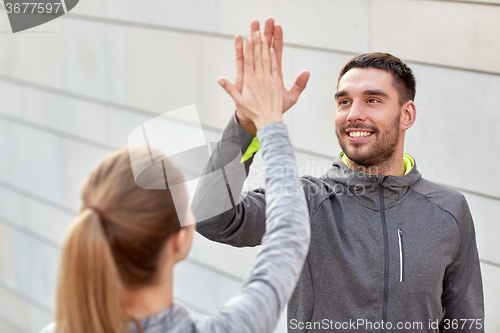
[{"xmin": 336, "ymin": 115, "xmax": 401, "ymax": 169}]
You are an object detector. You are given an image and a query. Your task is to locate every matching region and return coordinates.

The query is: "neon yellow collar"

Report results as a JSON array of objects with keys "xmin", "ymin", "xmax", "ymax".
[
  {"xmin": 240, "ymin": 137, "xmax": 415, "ymax": 176},
  {"xmin": 341, "ymin": 152, "xmax": 414, "ymax": 176}
]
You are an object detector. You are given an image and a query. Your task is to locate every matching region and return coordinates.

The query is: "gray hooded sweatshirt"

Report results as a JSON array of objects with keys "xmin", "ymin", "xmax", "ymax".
[{"xmin": 196, "ymin": 115, "xmax": 484, "ymax": 333}]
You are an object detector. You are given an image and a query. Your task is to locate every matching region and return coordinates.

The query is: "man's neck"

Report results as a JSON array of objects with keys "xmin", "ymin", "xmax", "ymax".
[{"xmin": 344, "ymin": 154, "xmax": 406, "ymax": 177}]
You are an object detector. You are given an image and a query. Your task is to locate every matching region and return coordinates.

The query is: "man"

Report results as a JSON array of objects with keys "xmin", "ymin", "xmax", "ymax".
[{"xmin": 196, "ymin": 18, "xmax": 484, "ymax": 332}]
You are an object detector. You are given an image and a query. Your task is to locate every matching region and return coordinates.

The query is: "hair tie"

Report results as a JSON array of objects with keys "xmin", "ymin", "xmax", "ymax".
[{"xmin": 88, "ymin": 206, "xmax": 105, "ymax": 222}]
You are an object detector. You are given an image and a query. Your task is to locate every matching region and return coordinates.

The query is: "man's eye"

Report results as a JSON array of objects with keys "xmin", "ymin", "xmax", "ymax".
[
  {"xmin": 367, "ymin": 99, "xmax": 379, "ymax": 103},
  {"xmin": 339, "ymin": 100, "xmax": 351, "ymax": 105}
]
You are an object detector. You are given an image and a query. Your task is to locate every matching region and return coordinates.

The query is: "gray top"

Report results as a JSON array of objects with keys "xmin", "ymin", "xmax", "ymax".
[{"xmin": 40, "ymin": 122, "xmax": 310, "ymax": 333}]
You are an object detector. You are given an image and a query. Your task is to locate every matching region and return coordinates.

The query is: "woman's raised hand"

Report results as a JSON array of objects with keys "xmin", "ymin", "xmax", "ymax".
[
  {"xmin": 218, "ymin": 31, "xmax": 283, "ymax": 130},
  {"xmin": 218, "ymin": 18, "xmax": 310, "ymax": 135}
]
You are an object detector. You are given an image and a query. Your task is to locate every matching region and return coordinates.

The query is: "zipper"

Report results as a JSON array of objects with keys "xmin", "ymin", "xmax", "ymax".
[
  {"xmin": 398, "ymin": 228, "xmax": 405, "ymax": 282},
  {"xmin": 378, "ymin": 177, "xmax": 389, "ymax": 333}
]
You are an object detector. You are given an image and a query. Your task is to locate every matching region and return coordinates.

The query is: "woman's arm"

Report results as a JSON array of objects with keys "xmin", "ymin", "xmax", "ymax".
[
  {"xmin": 196, "ymin": 122, "xmax": 310, "ymax": 333},
  {"xmin": 194, "ymin": 30, "xmax": 310, "ymax": 333}
]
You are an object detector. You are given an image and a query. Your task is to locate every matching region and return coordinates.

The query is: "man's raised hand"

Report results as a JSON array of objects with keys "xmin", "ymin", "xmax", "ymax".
[{"xmin": 218, "ymin": 18, "xmax": 310, "ymax": 135}]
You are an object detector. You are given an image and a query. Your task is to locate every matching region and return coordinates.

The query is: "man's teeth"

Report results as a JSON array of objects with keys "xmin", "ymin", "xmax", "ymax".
[{"xmin": 349, "ymin": 131, "xmax": 372, "ymax": 138}]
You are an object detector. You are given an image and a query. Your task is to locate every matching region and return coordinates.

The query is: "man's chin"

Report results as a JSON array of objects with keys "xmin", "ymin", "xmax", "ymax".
[{"xmin": 344, "ymin": 149, "xmax": 376, "ymax": 167}]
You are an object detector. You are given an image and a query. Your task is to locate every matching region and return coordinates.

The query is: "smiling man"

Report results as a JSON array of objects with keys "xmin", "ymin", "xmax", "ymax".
[
  {"xmin": 335, "ymin": 55, "xmax": 416, "ymax": 177},
  {"xmin": 196, "ymin": 19, "xmax": 484, "ymax": 333}
]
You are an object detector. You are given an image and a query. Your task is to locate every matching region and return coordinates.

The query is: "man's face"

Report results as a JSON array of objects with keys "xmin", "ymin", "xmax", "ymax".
[{"xmin": 335, "ymin": 68, "xmax": 404, "ymax": 167}]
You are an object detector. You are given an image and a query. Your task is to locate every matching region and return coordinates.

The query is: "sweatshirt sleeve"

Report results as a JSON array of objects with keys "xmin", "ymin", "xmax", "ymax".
[
  {"xmin": 440, "ymin": 195, "xmax": 484, "ymax": 333},
  {"xmin": 195, "ymin": 122, "xmax": 311, "ymax": 333},
  {"xmin": 195, "ymin": 113, "xmax": 268, "ymax": 247}
]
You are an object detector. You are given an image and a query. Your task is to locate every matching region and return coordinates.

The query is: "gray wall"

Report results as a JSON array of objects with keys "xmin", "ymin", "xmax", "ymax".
[{"xmin": 0, "ymin": 0, "xmax": 499, "ymax": 332}]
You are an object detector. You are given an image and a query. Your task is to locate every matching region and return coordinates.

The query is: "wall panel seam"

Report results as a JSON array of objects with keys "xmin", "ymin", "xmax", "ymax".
[
  {"xmin": 0, "ymin": 279, "xmax": 53, "ymax": 315},
  {"xmin": 0, "ymin": 190, "xmax": 248, "ymax": 284},
  {"xmin": 0, "ymin": 313, "xmax": 26, "ymax": 333},
  {"xmin": 2, "ymin": 177, "xmax": 499, "ymax": 272},
  {"xmin": 0, "ymin": 74, "xmax": 223, "ymax": 133},
  {"xmin": 0, "ymin": 112, "xmax": 116, "ymax": 152},
  {"xmin": 0, "ymin": 179, "xmax": 77, "ymax": 215},
  {"xmin": 1, "ymin": 107, "xmax": 499, "ymax": 202},
  {"xmin": 56, "ymin": 13, "xmax": 500, "ymax": 77},
  {"xmin": 185, "ymin": 257, "xmax": 245, "ymax": 283},
  {"xmin": 480, "ymin": 258, "xmax": 500, "ymax": 269},
  {"xmin": 1, "ymin": 4, "xmax": 500, "ymax": 75},
  {"xmin": 432, "ymin": 181, "xmax": 500, "ymax": 201},
  {"xmin": 0, "ymin": 216, "xmax": 61, "ymax": 249},
  {"xmin": 173, "ymin": 297, "xmax": 211, "ymax": 316},
  {"xmin": 427, "ymin": 0, "xmax": 500, "ymax": 7}
]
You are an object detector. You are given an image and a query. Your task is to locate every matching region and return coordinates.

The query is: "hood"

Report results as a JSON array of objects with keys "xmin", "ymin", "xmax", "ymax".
[{"xmin": 323, "ymin": 154, "xmax": 422, "ymax": 211}]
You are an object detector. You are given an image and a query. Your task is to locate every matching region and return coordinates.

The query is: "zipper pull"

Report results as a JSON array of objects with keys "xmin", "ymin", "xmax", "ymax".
[{"xmin": 398, "ymin": 228, "xmax": 405, "ymax": 282}]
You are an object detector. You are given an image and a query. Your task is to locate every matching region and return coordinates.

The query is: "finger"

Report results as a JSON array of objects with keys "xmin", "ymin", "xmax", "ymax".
[
  {"xmin": 250, "ymin": 19, "xmax": 259, "ymax": 35},
  {"xmin": 244, "ymin": 37, "xmax": 254, "ymax": 77},
  {"xmin": 234, "ymin": 35, "xmax": 244, "ymax": 92},
  {"xmin": 270, "ymin": 47, "xmax": 279, "ymax": 80},
  {"xmin": 288, "ymin": 70, "xmax": 310, "ymax": 98},
  {"xmin": 263, "ymin": 17, "xmax": 274, "ymax": 48},
  {"xmin": 261, "ymin": 35, "xmax": 271, "ymax": 75},
  {"xmin": 273, "ymin": 24, "xmax": 284, "ymax": 77},
  {"xmin": 253, "ymin": 31, "xmax": 262, "ymax": 74},
  {"xmin": 218, "ymin": 78, "xmax": 242, "ymax": 104}
]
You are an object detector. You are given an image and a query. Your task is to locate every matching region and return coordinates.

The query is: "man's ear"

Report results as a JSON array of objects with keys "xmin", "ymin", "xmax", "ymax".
[{"xmin": 400, "ymin": 101, "xmax": 417, "ymax": 131}]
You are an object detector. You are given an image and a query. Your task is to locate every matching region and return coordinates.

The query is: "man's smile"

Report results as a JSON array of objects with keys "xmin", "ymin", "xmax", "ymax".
[{"xmin": 345, "ymin": 129, "xmax": 375, "ymax": 142}]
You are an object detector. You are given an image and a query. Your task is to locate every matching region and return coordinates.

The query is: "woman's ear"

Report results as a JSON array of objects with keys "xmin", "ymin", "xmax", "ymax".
[
  {"xmin": 170, "ymin": 229, "xmax": 185, "ymax": 254},
  {"xmin": 400, "ymin": 101, "xmax": 417, "ymax": 131},
  {"xmin": 169, "ymin": 224, "xmax": 195, "ymax": 263}
]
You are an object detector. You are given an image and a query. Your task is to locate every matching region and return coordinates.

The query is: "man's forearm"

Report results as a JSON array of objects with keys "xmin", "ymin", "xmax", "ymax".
[
  {"xmin": 215, "ymin": 112, "xmax": 256, "ymax": 174},
  {"xmin": 194, "ymin": 113, "xmax": 267, "ymax": 247}
]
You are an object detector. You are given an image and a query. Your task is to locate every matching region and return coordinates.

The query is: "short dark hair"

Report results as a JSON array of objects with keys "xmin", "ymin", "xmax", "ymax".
[{"xmin": 338, "ymin": 52, "xmax": 416, "ymax": 105}]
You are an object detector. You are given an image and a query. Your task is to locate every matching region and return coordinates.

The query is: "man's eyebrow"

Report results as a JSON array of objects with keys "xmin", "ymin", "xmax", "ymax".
[
  {"xmin": 334, "ymin": 89, "xmax": 389, "ymax": 99},
  {"xmin": 363, "ymin": 89, "xmax": 389, "ymax": 98},
  {"xmin": 334, "ymin": 90, "xmax": 348, "ymax": 99}
]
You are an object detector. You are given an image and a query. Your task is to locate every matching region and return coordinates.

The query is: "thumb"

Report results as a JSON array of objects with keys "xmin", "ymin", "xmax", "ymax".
[
  {"xmin": 218, "ymin": 78, "xmax": 242, "ymax": 103},
  {"xmin": 289, "ymin": 70, "xmax": 310, "ymax": 97}
]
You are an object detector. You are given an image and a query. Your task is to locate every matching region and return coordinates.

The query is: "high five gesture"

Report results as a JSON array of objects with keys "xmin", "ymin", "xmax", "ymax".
[
  {"xmin": 218, "ymin": 31, "xmax": 283, "ymax": 130},
  {"xmin": 218, "ymin": 18, "xmax": 310, "ymax": 134}
]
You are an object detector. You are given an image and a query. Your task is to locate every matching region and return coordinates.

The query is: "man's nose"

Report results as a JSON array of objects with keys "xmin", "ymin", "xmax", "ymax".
[{"xmin": 346, "ymin": 101, "xmax": 366, "ymax": 123}]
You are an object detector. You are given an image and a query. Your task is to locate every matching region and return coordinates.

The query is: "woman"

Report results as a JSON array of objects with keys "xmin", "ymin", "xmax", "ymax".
[{"xmin": 40, "ymin": 32, "xmax": 309, "ymax": 333}]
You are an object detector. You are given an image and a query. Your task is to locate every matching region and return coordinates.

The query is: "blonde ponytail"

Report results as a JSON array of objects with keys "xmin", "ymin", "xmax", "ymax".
[
  {"xmin": 54, "ymin": 147, "xmax": 184, "ymax": 333},
  {"xmin": 55, "ymin": 209, "xmax": 127, "ymax": 333}
]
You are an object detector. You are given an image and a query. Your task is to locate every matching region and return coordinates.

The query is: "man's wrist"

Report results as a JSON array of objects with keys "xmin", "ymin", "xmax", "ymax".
[
  {"xmin": 235, "ymin": 109, "xmax": 257, "ymax": 136},
  {"xmin": 235, "ymin": 109, "xmax": 244, "ymax": 125}
]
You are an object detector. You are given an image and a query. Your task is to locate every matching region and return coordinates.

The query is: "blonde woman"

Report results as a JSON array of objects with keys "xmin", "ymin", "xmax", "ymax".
[{"xmin": 40, "ymin": 31, "xmax": 310, "ymax": 333}]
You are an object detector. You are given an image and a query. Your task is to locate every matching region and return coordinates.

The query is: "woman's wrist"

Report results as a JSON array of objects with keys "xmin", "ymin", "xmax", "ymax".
[
  {"xmin": 256, "ymin": 121, "xmax": 288, "ymax": 144},
  {"xmin": 254, "ymin": 115, "xmax": 283, "ymax": 130}
]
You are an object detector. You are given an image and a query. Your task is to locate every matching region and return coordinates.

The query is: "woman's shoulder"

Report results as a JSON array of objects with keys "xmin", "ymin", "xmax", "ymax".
[
  {"xmin": 38, "ymin": 303, "xmax": 195, "ymax": 333},
  {"xmin": 131, "ymin": 302, "xmax": 195, "ymax": 333}
]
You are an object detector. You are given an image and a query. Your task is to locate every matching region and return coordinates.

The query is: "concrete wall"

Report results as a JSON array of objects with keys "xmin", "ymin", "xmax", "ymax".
[{"xmin": 0, "ymin": 0, "xmax": 498, "ymax": 332}]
